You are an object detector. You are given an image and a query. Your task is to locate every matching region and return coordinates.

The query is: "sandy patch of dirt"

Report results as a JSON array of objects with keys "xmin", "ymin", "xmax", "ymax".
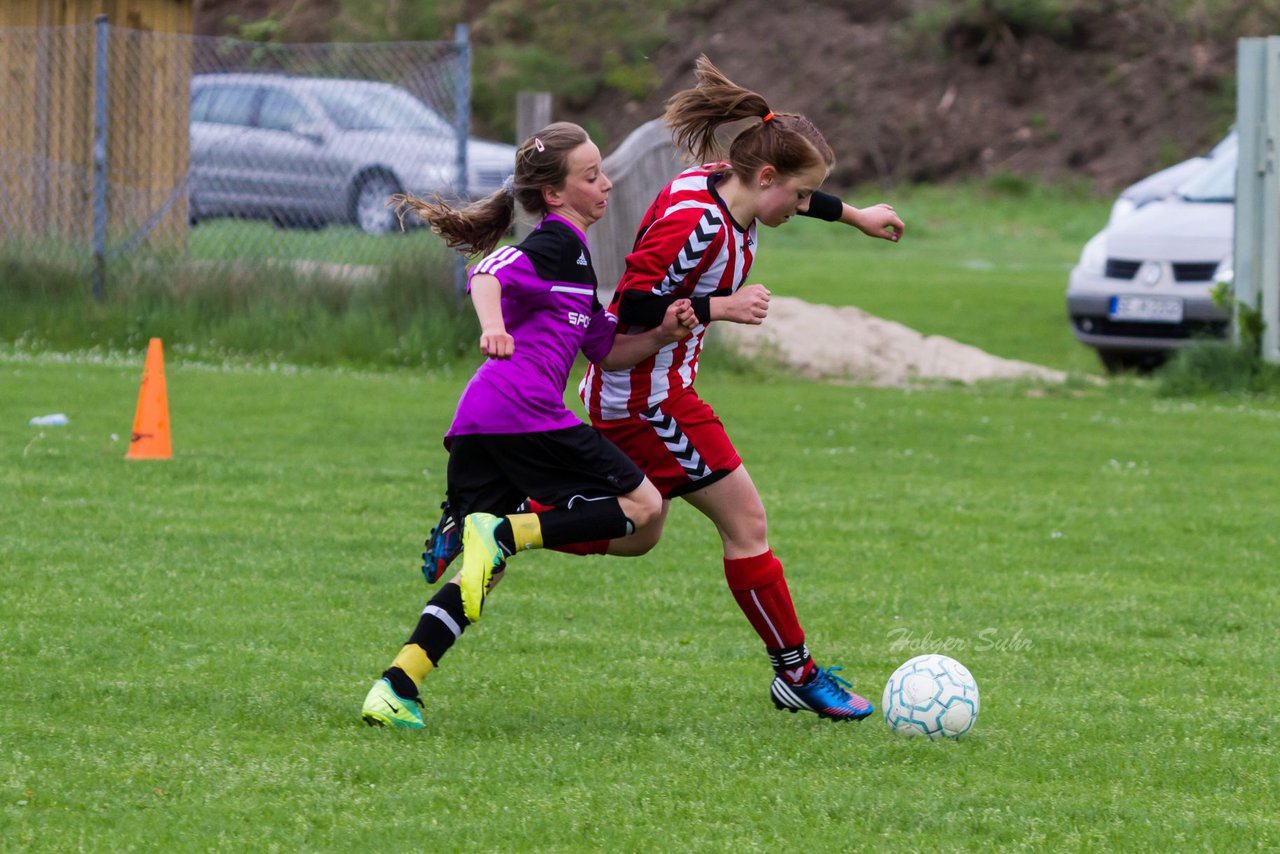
[{"xmin": 715, "ymin": 295, "xmax": 1067, "ymax": 386}]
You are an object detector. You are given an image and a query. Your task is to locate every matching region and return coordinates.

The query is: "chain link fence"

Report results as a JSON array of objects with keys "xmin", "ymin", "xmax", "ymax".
[{"xmin": 1, "ymin": 21, "xmax": 510, "ymax": 297}]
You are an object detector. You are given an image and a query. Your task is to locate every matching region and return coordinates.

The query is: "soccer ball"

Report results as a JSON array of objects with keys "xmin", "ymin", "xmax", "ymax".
[{"xmin": 882, "ymin": 654, "xmax": 980, "ymax": 739}]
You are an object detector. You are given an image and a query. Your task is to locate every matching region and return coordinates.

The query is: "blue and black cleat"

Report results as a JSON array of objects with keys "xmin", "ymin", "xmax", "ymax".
[
  {"xmin": 422, "ymin": 502, "xmax": 462, "ymax": 583},
  {"xmin": 770, "ymin": 666, "xmax": 875, "ymax": 722}
]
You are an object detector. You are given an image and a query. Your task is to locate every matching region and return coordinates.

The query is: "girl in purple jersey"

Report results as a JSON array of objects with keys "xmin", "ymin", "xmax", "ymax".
[{"xmin": 361, "ymin": 122, "xmax": 695, "ymax": 729}]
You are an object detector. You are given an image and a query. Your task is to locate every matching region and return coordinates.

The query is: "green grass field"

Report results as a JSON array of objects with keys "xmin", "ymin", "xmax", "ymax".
[{"xmin": 4, "ymin": 350, "xmax": 1279, "ymax": 850}]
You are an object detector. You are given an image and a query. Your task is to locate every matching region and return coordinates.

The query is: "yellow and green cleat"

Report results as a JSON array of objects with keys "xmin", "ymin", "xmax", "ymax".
[
  {"xmin": 458, "ymin": 512, "xmax": 508, "ymax": 623},
  {"xmin": 361, "ymin": 678, "xmax": 425, "ymax": 729}
]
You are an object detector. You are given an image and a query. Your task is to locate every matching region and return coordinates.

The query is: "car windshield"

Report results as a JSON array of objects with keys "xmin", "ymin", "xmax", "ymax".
[
  {"xmin": 310, "ymin": 85, "xmax": 455, "ymax": 134},
  {"xmin": 1177, "ymin": 148, "xmax": 1236, "ymax": 203},
  {"xmin": 1207, "ymin": 128, "xmax": 1237, "ymax": 159}
]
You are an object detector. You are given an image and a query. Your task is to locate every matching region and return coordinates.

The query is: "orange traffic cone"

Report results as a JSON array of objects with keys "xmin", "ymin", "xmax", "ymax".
[{"xmin": 126, "ymin": 337, "xmax": 172, "ymax": 460}]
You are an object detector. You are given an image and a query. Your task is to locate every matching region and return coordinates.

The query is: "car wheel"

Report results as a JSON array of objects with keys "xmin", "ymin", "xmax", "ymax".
[
  {"xmin": 352, "ymin": 172, "xmax": 403, "ymax": 235},
  {"xmin": 1098, "ymin": 349, "xmax": 1167, "ymax": 374}
]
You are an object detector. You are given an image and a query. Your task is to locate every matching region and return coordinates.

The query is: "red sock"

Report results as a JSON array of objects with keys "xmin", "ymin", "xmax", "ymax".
[
  {"xmin": 549, "ymin": 539, "xmax": 610, "ymax": 555},
  {"xmin": 724, "ymin": 550, "xmax": 812, "ymax": 681}
]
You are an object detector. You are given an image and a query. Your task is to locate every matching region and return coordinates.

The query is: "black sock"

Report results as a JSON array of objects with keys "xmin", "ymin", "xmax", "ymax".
[
  {"xmin": 382, "ymin": 585, "xmax": 471, "ymax": 693},
  {"xmin": 493, "ymin": 520, "xmax": 516, "ymax": 555},
  {"xmin": 382, "ymin": 666, "xmax": 420, "ymax": 702},
  {"xmin": 537, "ymin": 499, "xmax": 632, "ymax": 547},
  {"xmin": 767, "ymin": 643, "xmax": 815, "ymax": 684}
]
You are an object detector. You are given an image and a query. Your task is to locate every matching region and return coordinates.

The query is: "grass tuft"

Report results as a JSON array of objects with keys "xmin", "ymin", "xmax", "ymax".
[
  {"xmin": 0, "ymin": 243, "xmax": 477, "ymax": 369},
  {"xmin": 1157, "ymin": 339, "xmax": 1280, "ymax": 397}
]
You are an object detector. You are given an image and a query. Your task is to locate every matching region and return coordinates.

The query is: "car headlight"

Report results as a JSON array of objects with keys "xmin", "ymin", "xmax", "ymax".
[
  {"xmin": 1077, "ymin": 231, "xmax": 1108, "ymax": 276},
  {"xmin": 1214, "ymin": 253, "xmax": 1233, "ymax": 285},
  {"xmin": 1107, "ymin": 196, "xmax": 1137, "ymax": 225}
]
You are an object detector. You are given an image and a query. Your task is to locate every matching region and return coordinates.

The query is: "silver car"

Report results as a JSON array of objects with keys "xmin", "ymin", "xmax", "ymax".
[
  {"xmin": 189, "ymin": 73, "xmax": 516, "ymax": 234},
  {"xmin": 1066, "ymin": 144, "xmax": 1235, "ymax": 372},
  {"xmin": 1104, "ymin": 130, "xmax": 1236, "ymax": 226}
]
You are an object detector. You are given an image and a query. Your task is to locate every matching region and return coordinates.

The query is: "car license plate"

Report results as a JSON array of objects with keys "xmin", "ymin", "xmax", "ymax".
[{"xmin": 1109, "ymin": 295, "xmax": 1183, "ymax": 323}]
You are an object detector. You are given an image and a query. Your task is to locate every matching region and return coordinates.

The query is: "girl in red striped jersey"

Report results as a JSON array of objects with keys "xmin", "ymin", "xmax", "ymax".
[{"xmin": 578, "ymin": 56, "xmax": 905, "ymax": 721}]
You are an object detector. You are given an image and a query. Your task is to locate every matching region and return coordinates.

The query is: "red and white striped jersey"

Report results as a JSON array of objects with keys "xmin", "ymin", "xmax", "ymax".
[{"xmin": 581, "ymin": 162, "xmax": 756, "ymax": 421}]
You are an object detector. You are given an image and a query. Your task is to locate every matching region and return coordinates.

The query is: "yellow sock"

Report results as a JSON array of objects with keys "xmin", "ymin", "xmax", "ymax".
[
  {"xmin": 391, "ymin": 644, "xmax": 435, "ymax": 687},
  {"xmin": 507, "ymin": 512, "xmax": 544, "ymax": 552}
]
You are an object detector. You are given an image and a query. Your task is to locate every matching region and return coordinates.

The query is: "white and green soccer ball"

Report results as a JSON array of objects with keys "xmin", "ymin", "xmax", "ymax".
[{"xmin": 882, "ymin": 654, "xmax": 980, "ymax": 739}]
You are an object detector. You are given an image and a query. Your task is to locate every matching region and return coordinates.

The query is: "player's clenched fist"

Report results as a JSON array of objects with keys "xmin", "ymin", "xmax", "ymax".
[
  {"xmin": 480, "ymin": 329, "xmax": 515, "ymax": 358},
  {"xmin": 716, "ymin": 283, "xmax": 771, "ymax": 325}
]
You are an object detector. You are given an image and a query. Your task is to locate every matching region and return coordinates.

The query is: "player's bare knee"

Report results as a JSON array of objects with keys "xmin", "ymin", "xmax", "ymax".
[
  {"xmin": 619, "ymin": 483, "xmax": 662, "ymax": 530},
  {"xmin": 718, "ymin": 513, "xmax": 768, "ymax": 555},
  {"xmin": 735, "ymin": 512, "xmax": 768, "ymax": 545},
  {"xmin": 619, "ymin": 495, "xmax": 659, "ymax": 530}
]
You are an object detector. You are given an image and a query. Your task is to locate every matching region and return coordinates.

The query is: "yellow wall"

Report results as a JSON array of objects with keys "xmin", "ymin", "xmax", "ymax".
[
  {"xmin": 0, "ymin": 1, "xmax": 190, "ymax": 32},
  {"xmin": 0, "ymin": 1, "xmax": 192, "ymax": 246}
]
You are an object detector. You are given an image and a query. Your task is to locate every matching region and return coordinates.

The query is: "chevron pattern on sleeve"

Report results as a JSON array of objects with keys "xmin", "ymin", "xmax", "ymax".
[{"xmin": 656, "ymin": 209, "xmax": 722, "ymax": 296}]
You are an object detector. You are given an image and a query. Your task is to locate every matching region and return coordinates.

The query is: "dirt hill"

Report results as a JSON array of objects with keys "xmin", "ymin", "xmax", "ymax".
[
  {"xmin": 194, "ymin": 0, "xmax": 1244, "ymax": 193},
  {"xmin": 576, "ymin": 0, "xmax": 1238, "ymax": 193}
]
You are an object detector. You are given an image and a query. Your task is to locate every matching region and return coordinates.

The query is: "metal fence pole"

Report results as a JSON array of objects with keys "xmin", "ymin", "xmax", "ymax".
[
  {"xmin": 453, "ymin": 23, "xmax": 471, "ymax": 300},
  {"xmin": 92, "ymin": 14, "xmax": 109, "ymax": 301},
  {"xmin": 1234, "ymin": 38, "xmax": 1262, "ymax": 336},
  {"xmin": 1263, "ymin": 38, "xmax": 1280, "ymax": 364},
  {"xmin": 1234, "ymin": 36, "xmax": 1280, "ymax": 364}
]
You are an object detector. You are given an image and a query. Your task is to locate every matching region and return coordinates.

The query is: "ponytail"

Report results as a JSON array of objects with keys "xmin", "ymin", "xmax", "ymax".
[
  {"xmin": 664, "ymin": 55, "xmax": 834, "ymax": 179},
  {"xmin": 391, "ymin": 188, "xmax": 515, "ymax": 259},
  {"xmin": 392, "ymin": 121, "xmax": 591, "ymax": 259},
  {"xmin": 664, "ymin": 55, "xmax": 770, "ymax": 163}
]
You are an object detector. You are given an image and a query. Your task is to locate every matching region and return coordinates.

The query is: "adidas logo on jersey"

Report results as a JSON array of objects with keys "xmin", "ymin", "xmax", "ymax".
[{"xmin": 576, "ymin": 251, "xmax": 588, "ymax": 266}]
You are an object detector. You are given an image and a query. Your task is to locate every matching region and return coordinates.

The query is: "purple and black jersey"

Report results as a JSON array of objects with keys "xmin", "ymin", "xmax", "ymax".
[{"xmin": 446, "ymin": 214, "xmax": 618, "ymax": 440}]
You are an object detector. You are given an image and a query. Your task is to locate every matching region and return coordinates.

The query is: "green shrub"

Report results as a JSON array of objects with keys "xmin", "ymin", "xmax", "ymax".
[
  {"xmin": 1157, "ymin": 339, "xmax": 1280, "ymax": 396},
  {"xmin": 897, "ymin": 0, "xmax": 1085, "ymax": 61},
  {"xmin": 986, "ymin": 170, "xmax": 1035, "ymax": 197}
]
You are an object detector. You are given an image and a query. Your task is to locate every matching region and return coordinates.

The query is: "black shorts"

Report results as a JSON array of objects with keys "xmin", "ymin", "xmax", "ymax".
[{"xmin": 445, "ymin": 425, "xmax": 646, "ymax": 519}]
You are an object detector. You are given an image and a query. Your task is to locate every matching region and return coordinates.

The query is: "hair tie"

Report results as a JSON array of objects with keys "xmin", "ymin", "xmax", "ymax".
[
  {"xmin": 761, "ymin": 111, "xmax": 775, "ymax": 123},
  {"xmin": 534, "ymin": 137, "xmax": 546, "ymax": 152},
  {"xmin": 501, "ymin": 173, "xmax": 515, "ymax": 195}
]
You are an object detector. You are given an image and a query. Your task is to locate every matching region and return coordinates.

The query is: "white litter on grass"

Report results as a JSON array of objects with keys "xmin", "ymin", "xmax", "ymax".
[{"xmin": 28, "ymin": 414, "xmax": 69, "ymax": 427}]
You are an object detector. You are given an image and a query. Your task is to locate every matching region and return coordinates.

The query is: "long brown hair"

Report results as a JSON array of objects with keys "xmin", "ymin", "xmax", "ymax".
[
  {"xmin": 391, "ymin": 122, "xmax": 591, "ymax": 258},
  {"xmin": 663, "ymin": 55, "xmax": 833, "ymax": 181}
]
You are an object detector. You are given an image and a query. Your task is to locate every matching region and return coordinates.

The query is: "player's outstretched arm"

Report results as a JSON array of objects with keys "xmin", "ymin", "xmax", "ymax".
[
  {"xmin": 843, "ymin": 201, "xmax": 904, "ymax": 242},
  {"xmin": 804, "ymin": 190, "xmax": 903, "ymax": 242}
]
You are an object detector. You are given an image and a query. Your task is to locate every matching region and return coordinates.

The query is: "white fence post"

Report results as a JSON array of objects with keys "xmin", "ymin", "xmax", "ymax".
[
  {"xmin": 1234, "ymin": 36, "xmax": 1280, "ymax": 363},
  {"xmin": 515, "ymin": 91, "xmax": 552, "ymax": 242}
]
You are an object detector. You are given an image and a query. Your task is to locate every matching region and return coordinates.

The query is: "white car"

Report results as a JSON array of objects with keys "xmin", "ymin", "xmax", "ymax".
[
  {"xmin": 1066, "ymin": 141, "xmax": 1235, "ymax": 372},
  {"xmin": 189, "ymin": 73, "xmax": 516, "ymax": 234},
  {"xmin": 1103, "ymin": 130, "xmax": 1236, "ymax": 226}
]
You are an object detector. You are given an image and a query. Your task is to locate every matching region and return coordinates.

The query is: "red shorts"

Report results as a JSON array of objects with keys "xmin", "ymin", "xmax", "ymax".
[{"xmin": 591, "ymin": 390, "xmax": 741, "ymax": 499}]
